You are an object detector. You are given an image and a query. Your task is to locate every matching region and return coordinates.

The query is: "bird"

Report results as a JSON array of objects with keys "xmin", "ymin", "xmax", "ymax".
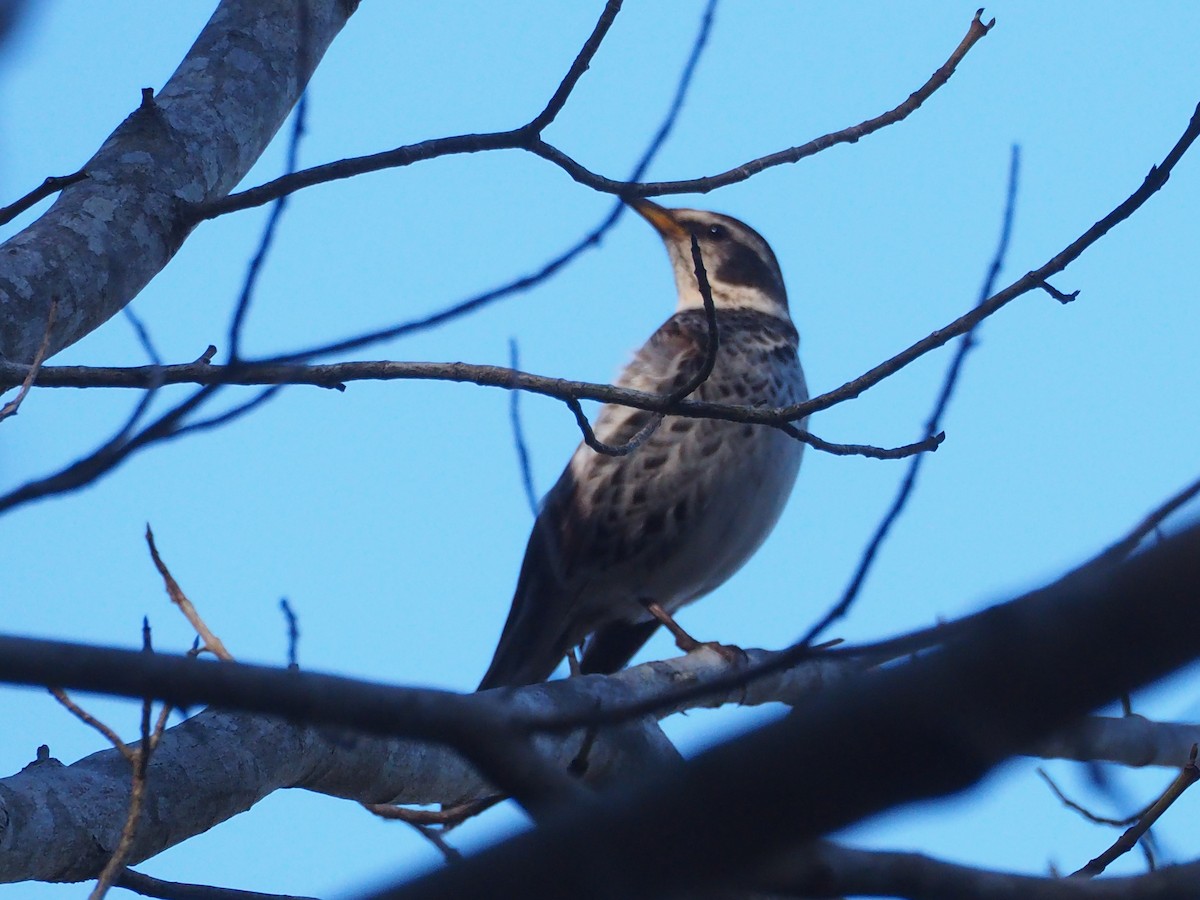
[{"xmin": 477, "ymin": 200, "xmax": 807, "ymax": 690}]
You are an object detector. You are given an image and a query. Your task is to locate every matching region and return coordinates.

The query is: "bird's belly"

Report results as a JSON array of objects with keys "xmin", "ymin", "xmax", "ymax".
[{"xmin": 575, "ymin": 417, "xmax": 803, "ymax": 624}]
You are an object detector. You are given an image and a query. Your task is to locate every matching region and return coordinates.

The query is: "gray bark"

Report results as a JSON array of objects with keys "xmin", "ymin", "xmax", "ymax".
[
  {"xmin": 0, "ymin": 648, "xmax": 859, "ymax": 884},
  {"xmin": 1, "ymin": 636, "xmax": 1195, "ymax": 885},
  {"xmin": 0, "ymin": 0, "xmax": 357, "ymax": 363}
]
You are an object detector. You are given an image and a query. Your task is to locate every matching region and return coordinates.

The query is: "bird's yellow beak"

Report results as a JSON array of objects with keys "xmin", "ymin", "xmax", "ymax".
[{"xmin": 628, "ymin": 198, "xmax": 687, "ymax": 239}]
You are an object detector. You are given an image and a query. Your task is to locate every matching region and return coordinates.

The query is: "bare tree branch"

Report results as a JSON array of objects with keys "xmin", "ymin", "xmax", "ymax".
[
  {"xmin": 5, "ymin": 525, "xmax": 1200, "ymax": 889},
  {"xmin": 116, "ymin": 869, "xmax": 319, "ymax": 900},
  {"xmin": 205, "ymin": 0, "xmax": 716, "ymax": 364},
  {"xmin": 0, "ymin": 297, "xmax": 56, "ymax": 421},
  {"xmin": 4, "ymin": 96, "xmax": 1194, "ymax": 477},
  {"xmin": 145, "ymin": 526, "xmax": 235, "ymax": 661},
  {"xmin": 196, "ymin": 10, "xmax": 991, "ymax": 220},
  {"xmin": 798, "ymin": 99, "xmax": 1200, "ymax": 423},
  {"xmin": 0, "ymin": 357, "xmax": 941, "ymax": 460},
  {"xmin": 0, "ymin": 0, "xmax": 356, "ymax": 363},
  {"xmin": 364, "ymin": 523, "xmax": 1200, "ymax": 899},
  {"xmin": 1072, "ymin": 745, "xmax": 1200, "ymax": 878},
  {"xmin": 760, "ymin": 841, "xmax": 1200, "ymax": 899},
  {"xmin": 0, "ymin": 169, "xmax": 87, "ymax": 227},
  {"xmin": 800, "ymin": 144, "xmax": 1021, "ymax": 645},
  {"xmin": 507, "ymin": 339, "xmax": 540, "ymax": 516}
]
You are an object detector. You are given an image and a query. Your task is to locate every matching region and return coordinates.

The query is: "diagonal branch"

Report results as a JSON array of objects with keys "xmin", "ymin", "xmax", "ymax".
[
  {"xmin": 0, "ymin": 0, "xmax": 357, "ymax": 363},
  {"xmin": 525, "ymin": 1, "xmax": 624, "ymax": 134},
  {"xmin": 198, "ymin": 9, "xmax": 990, "ymax": 220},
  {"xmin": 0, "ymin": 169, "xmax": 87, "ymax": 227},
  {"xmin": 366, "ymin": 523, "xmax": 1200, "ymax": 899},
  {"xmin": 0, "ymin": 297, "xmax": 56, "ymax": 422},
  {"xmin": 796, "ymin": 99, "xmax": 1200, "ymax": 421},
  {"xmin": 800, "ymin": 144, "xmax": 1021, "ymax": 645}
]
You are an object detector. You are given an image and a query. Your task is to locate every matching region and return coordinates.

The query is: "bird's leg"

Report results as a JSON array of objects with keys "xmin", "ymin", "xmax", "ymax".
[
  {"xmin": 641, "ymin": 600, "xmax": 747, "ymax": 666},
  {"xmin": 566, "ymin": 645, "xmax": 582, "ymax": 677}
]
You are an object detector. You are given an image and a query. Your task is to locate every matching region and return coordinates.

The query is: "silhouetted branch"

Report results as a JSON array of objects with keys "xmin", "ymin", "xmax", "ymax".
[
  {"xmin": 0, "ymin": 358, "xmax": 940, "ymax": 461},
  {"xmin": 801, "ymin": 144, "xmax": 1021, "ymax": 646},
  {"xmin": 1093, "ymin": 472, "xmax": 1200, "ymax": 566},
  {"xmin": 366, "ymin": 523, "xmax": 1200, "ymax": 899},
  {"xmin": 0, "ymin": 169, "xmax": 87, "ymax": 227},
  {"xmin": 223, "ymin": 0, "xmax": 716, "ymax": 364},
  {"xmin": 117, "ymin": 869, "xmax": 319, "ymax": 900},
  {"xmin": 227, "ymin": 90, "xmax": 310, "ymax": 361},
  {"xmin": 759, "ymin": 841, "xmax": 1200, "ymax": 899},
  {"xmin": 197, "ymin": 9, "xmax": 989, "ymax": 220},
  {"xmin": 798, "ymin": 99, "xmax": 1200, "ymax": 422},
  {"xmin": 5, "ymin": 582, "xmax": 1200, "ymax": 888},
  {"xmin": 507, "ymin": 339, "xmax": 540, "ymax": 516},
  {"xmin": 1072, "ymin": 745, "xmax": 1200, "ymax": 878}
]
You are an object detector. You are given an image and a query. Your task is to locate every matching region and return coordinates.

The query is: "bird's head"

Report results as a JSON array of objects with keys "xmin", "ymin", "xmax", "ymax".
[{"xmin": 629, "ymin": 199, "xmax": 790, "ymax": 320}]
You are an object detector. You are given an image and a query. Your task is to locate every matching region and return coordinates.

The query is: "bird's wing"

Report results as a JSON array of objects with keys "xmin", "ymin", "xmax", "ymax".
[{"xmin": 477, "ymin": 316, "xmax": 710, "ymax": 690}]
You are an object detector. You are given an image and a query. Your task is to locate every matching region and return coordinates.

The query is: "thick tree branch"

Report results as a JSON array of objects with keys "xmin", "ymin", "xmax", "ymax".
[
  {"xmin": 6, "ymin": 524, "xmax": 1200, "ymax": 888},
  {"xmin": 6, "ymin": 98, "xmax": 1193, "ymax": 458},
  {"xmin": 366, "ymin": 523, "xmax": 1200, "ymax": 899},
  {"xmin": 761, "ymin": 841, "xmax": 1200, "ymax": 899},
  {"xmin": 0, "ymin": 0, "xmax": 356, "ymax": 363}
]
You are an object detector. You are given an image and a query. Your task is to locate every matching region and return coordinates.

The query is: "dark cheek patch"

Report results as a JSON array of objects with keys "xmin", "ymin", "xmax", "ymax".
[{"xmin": 716, "ymin": 244, "xmax": 776, "ymax": 292}]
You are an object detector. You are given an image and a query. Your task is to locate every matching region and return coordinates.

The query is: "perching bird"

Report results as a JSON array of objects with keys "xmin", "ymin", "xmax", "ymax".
[{"xmin": 477, "ymin": 200, "xmax": 807, "ymax": 690}]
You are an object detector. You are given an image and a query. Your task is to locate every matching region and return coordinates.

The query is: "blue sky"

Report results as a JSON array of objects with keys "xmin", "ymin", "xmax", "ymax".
[{"xmin": 2, "ymin": 3, "xmax": 1200, "ymax": 897}]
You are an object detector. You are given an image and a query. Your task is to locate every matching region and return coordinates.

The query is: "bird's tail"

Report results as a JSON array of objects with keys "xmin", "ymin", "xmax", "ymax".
[{"xmin": 476, "ymin": 550, "xmax": 572, "ymax": 691}]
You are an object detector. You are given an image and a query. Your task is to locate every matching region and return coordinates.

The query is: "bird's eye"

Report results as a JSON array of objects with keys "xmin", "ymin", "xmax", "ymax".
[{"xmin": 706, "ymin": 223, "xmax": 728, "ymax": 240}]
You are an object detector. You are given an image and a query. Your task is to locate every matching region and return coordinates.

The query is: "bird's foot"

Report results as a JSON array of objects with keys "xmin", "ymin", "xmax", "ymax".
[
  {"xmin": 640, "ymin": 600, "xmax": 747, "ymax": 668},
  {"xmin": 680, "ymin": 638, "xmax": 748, "ymax": 668}
]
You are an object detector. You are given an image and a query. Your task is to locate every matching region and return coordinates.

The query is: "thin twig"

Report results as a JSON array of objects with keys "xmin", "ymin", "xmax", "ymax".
[
  {"xmin": 1037, "ymin": 767, "xmax": 1141, "ymax": 826},
  {"xmin": 507, "ymin": 339, "xmax": 539, "ymax": 516},
  {"xmin": 117, "ymin": 869, "xmax": 320, "ymax": 900},
  {"xmin": 89, "ymin": 626, "xmax": 159, "ymax": 899},
  {"xmin": 0, "ymin": 380, "xmax": 282, "ymax": 519},
  {"xmin": 49, "ymin": 688, "xmax": 131, "ymax": 758},
  {"xmin": 145, "ymin": 525, "xmax": 235, "ymax": 661},
  {"xmin": 280, "ymin": 598, "xmax": 300, "ymax": 669},
  {"xmin": 168, "ymin": 386, "xmax": 281, "ymax": 440},
  {"xmin": 227, "ymin": 91, "xmax": 309, "ymax": 361},
  {"xmin": 566, "ymin": 399, "xmax": 664, "ymax": 456},
  {"xmin": 0, "ymin": 357, "xmax": 939, "ymax": 459},
  {"xmin": 1072, "ymin": 745, "xmax": 1200, "ymax": 878},
  {"xmin": 666, "ymin": 234, "xmax": 719, "ymax": 401},
  {"xmin": 1039, "ymin": 280, "xmax": 1079, "ymax": 304},
  {"xmin": 1093, "ymin": 472, "xmax": 1200, "ymax": 567},
  {"xmin": 363, "ymin": 796, "xmax": 503, "ymax": 828},
  {"xmin": 525, "ymin": 0, "xmax": 623, "ymax": 134},
  {"xmin": 123, "ymin": 305, "xmax": 163, "ymax": 366},
  {"xmin": 0, "ymin": 298, "xmax": 57, "ymax": 423},
  {"xmin": 196, "ymin": 9, "xmax": 986, "ymax": 219},
  {"xmin": 801, "ymin": 144, "xmax": 1021, "ymax": 646},
  {"xmin": 0, "ymin": 168, "xmax": 87, "ymax": 226},
  {"xmin": 364, "ymin": 796, "xmax": 506, "ymax": 865}
]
